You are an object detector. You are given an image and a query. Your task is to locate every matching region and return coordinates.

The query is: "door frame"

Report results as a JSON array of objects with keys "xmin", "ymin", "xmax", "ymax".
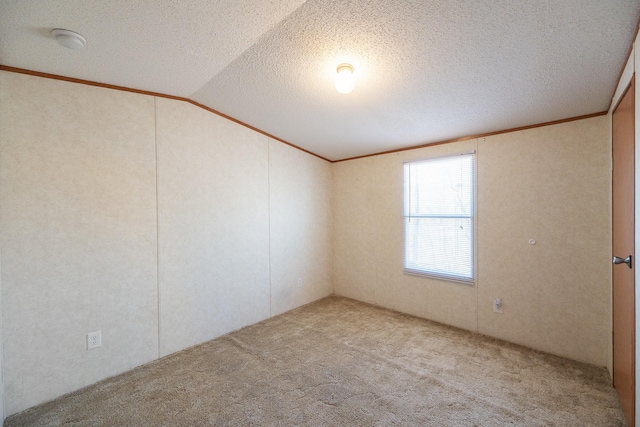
[
  {"xmin": 612, "ymin": 75, "xmax": 636, "ymax": 426},
  {"xmin": 635, "ymin": 66, "xmax": 640, "ymax": 427}
]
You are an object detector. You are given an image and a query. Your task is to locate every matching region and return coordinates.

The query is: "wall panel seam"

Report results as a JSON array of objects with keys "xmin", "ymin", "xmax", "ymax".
[
  {"xmin": 268, "ymin": 139, "xmax": 272, "ymax": 318},
  {"xmin": 154, "ymin": 97, "xmax": 162, "ymax": 359}
]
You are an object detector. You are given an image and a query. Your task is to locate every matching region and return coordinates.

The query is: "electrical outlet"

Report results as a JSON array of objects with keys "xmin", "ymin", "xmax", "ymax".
[
  {"xmin": 297, "ymin": 277, "xmax": 303, "ymax": 288},
  {"xmin": 493, "ymin": 298, "xmax": 503, "ymax": 314},
  {"xmin": 87, "ymin": 331, "xmax": 101, "ymax": 350}
]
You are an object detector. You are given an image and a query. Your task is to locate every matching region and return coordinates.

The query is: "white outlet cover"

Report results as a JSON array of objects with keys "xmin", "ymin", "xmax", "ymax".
[
  {"xmin": 87, "ymin": 331, "xmax": 102, "ymax": 350},
  {"xmin": 493, "ymin": 300, "xmax": 504, "ymax": 314}
]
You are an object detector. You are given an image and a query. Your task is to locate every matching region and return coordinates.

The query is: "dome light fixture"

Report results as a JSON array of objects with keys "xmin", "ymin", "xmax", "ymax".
[
  {"xmin": 51, "ymin": 29, "xmax": 87, "ymax": 50},
  {"xmin": 335, "ymin": 63, "xmax": 355, "ymax": 94}
]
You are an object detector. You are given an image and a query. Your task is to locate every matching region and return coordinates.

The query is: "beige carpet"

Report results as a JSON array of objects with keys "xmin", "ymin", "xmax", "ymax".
[{"xmin": 5, "ymin": 296, "xmax": 625, "ymax": 426}]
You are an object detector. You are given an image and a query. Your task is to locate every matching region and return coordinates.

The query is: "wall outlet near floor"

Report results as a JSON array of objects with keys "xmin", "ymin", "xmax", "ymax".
[
  {"xmin": 87, "ymin": 331, "xmax": 102, "ymax": 350},
  {"xmin": 297, "ymin": 277, "xmax": 303, "ymax": 288},
  {"xmin": 493, "ymin": 298, "xmax": 504, "ymax": 314}
]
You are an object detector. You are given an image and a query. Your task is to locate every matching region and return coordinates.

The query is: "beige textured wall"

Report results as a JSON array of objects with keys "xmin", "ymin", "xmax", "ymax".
[
  {"xmin": 0, "ymin": 232, "xmax": 4, "ymax": 421},
  {"xmin": 333, "ymin": 116, "xmax": 611, "ymax": 366},
  {"xmin": 476, "ymin": 117, "xmax": 611, "ymax": 365},
  {"xmin": 0, "ymin": 71, "xmax": 334, "ymax": 416},
  {"xmin": 0, "ymin": 67, "xmax": 609, "ymax": 416},
  {"xmin": 156, "ymin": 97, "xmax": 271, "ymax": 356},
  {"xmin": 269, "ymin": 140, "xmax": 333, "ymax": 316},
  {"xmin": 333, "ymin": 140, "xmax": 479, "ymax": 332},
  {"xmin": 0, "ymin": 72, "xmax": 159, "ymax": 414}
]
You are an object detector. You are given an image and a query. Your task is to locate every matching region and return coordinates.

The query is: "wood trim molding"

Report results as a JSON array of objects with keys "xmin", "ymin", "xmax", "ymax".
[
  {"xmin": 613, "ymin": 74, "xmax": 636, "ymax": 115},
  {"xmin": 334, "ymin": 111, "xmax": 609, "ymax": 163},
  {"xmin": 609, "ymin": 16, "xmax": 640, "ymax": 113},
  {"xmin": 0, "ymin": 65, "xmax": 331, "ymax": 163},
  {"xmin": 0, "ymin": 65, "xmax": 609, "ymax": 164},
  {"xmin": 0, "ymin": 65, "xmax": 186, "ymax": 99}
]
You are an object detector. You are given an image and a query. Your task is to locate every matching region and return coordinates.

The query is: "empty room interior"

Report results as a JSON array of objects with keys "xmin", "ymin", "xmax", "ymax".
[{"xmin": 2, "ymin": 1, "xmax": 640, "ymax": 426}]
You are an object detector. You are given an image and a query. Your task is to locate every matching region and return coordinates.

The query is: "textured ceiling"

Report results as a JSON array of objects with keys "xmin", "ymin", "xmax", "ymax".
[
  {"xmin": 0, "ymin": 0, "xmax": 306, "ymax": 96},
  {"xmin": 1, "ymin": 1, "xmax": 639, "ymax": 161}
]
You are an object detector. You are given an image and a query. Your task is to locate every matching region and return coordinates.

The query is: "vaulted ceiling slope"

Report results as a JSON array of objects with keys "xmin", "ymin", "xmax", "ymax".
[{"xmin": 1, "ymin": 1, "xmax": 639, "ymax": 161}]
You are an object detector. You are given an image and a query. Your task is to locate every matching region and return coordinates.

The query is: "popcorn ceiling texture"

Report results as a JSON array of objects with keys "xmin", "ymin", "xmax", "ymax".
[
  {"xmin": 4, "ymin": 297, "xmax": 626, "ymax": 427},
  {"xmin": 1, "ymin": 1, "xmax": 639, "ymax": 160},
  {"xmin": 0, "ymin": 0, "xmax": 306, "ymax": 96}
]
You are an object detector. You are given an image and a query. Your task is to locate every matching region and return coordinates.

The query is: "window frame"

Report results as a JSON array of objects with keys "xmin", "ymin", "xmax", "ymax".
[{"xmin": 402, "ymin": 151, "xmax": 477, "ymax": 285}]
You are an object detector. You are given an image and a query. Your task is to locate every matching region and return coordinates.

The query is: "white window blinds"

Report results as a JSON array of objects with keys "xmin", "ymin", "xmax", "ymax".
[{"xmin": 403, "ymin": 153, "xmax": 475, "ymax": 283}]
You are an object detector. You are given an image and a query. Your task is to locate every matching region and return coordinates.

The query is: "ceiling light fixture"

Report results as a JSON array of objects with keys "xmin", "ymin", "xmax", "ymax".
[
  {"xmin": 51, "ymin": 29, "xmax": 87, "ymax": 50},
  {"xmin": 335, "ymin": 64, "xmax": 355, "ymax": 94}
]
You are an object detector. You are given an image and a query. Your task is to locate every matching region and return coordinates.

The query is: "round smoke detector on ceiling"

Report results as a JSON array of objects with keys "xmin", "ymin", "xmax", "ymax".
[{"xmin": 51, "ymin": 29, "xmax": 86, "ymax": 50}]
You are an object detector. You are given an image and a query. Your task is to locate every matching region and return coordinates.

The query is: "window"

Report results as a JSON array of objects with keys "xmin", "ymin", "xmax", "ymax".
[{"xmin": 403, "ymin": 153, "xmax": 475, "ymax": 283}]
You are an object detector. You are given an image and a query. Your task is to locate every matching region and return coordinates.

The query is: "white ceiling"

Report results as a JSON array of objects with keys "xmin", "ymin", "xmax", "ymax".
[{"xmin": 1, "ymin": 1, "xmax": 639, "ymax": 161}]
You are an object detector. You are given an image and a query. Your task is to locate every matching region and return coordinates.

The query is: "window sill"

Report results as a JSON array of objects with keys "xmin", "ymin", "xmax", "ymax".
[{"xmin": 403, "ymin": 269, "xmax": 475, "ymax": 286}]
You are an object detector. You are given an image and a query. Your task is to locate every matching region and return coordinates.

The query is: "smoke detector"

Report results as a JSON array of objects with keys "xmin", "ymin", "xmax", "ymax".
[{"xmin": 51, "ymin": 29, "xmax": 86, "ymax": 50}]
